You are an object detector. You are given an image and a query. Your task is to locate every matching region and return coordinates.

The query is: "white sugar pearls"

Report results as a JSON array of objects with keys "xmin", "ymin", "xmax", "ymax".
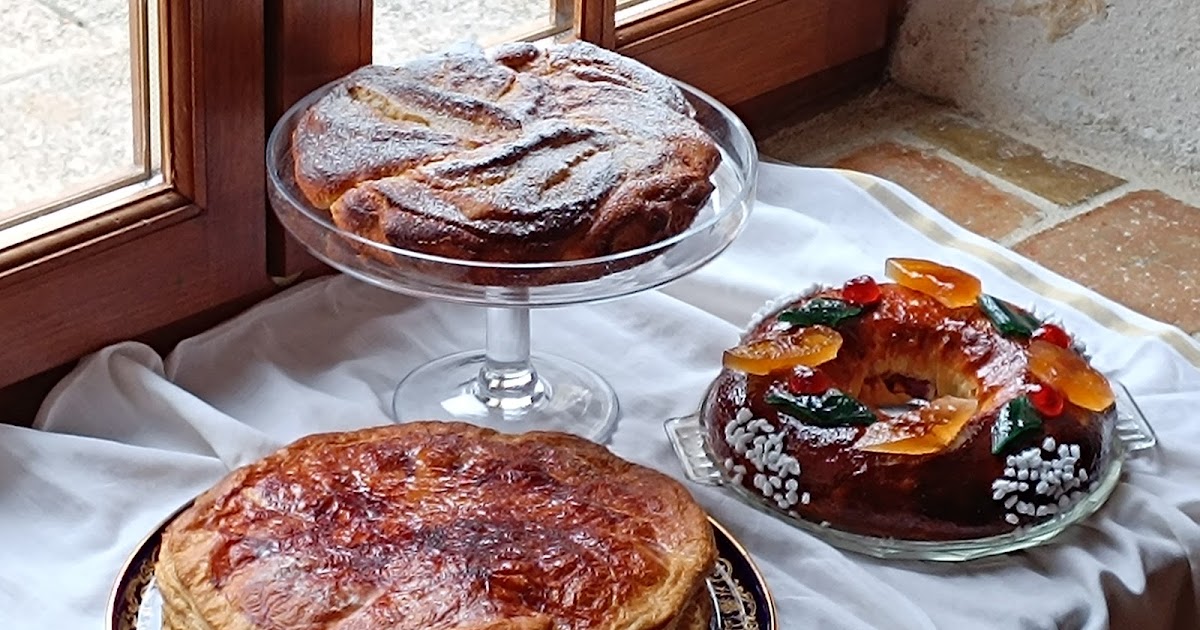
[
  {"xmin": 722, "ymin": 407, "xmax": 807, "ymax": 511},
  {"xmin": 991, "ymin": 442, "xmax": 1091, "ymax": 527}
]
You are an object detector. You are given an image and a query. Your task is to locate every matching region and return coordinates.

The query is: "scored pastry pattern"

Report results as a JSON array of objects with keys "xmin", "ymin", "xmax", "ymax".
[{"xmin": 290, "ymin": 41, "xmax": 721, "ymax": 265}]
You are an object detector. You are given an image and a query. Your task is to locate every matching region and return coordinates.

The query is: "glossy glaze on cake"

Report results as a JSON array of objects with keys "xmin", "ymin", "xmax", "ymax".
[
  {"xmin": 703, "ymin": 277, "xmax": 1117, "ymax": 541},
  {"xmin": 156, "ymin": 422, "xmax": 715, "ymax": 630}
]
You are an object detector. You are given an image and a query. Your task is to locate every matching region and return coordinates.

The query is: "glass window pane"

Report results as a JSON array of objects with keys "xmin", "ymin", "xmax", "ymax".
[
  {"xmin": 616, "ymin": 0, "xmax": 690, "ymax": 25},
  {"xmin": 374, "ymin": 0, "xmax": 569, "ymax": 65},
  {"xmin": 0, "ymin": 0, "xmax": 160, "ymax": 240}
]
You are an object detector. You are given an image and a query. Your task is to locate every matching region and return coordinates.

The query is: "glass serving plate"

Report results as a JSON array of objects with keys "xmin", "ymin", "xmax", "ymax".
[
  {"xmin": 266, "ymin": 79, "xmax": 757, "ymax": 442},
  {"xmin": 665, "ymin": 380, "xmax": 1157, "ymax": 561}
]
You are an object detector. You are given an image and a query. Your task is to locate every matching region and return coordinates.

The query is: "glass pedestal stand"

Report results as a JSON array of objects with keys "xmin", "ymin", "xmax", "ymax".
[
  {"xmin": 393, "ymin": 304, "xmax": 619, "ymax": 441},
  {"xmin": 267, "ymin": 78, "xmax": 757, "ymax": 442}
]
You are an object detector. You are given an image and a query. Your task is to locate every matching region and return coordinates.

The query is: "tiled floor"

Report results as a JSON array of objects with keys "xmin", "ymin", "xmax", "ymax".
[{"xmin": 761, "ymin": 84, "xmax": 1200, "ymax": 339}]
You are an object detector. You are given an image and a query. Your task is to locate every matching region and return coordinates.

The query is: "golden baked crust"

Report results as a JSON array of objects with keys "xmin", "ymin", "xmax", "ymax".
[
  {"xmin": 156, "ymin": 422, "xmax": 716, "ymax": 630},
  {"xmin": 704, "ymin": 283, "xmax": 1116, "ymax": 540},
  {"xmin": 291, "ymin": 41, "xmax": 720, "ymax": 265},
  {"xmin": 666, "ymin": 588, "xmax": 713, "ymax": 630}
]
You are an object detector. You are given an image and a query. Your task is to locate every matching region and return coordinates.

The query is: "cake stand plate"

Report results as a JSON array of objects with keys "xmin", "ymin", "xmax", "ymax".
[
  {"xmin": 665, "ymin": 380, "xmax": 1158, "ymax": 562},
  {"xmin": 108, "ymin": 503, "xmax": 777, "ymax": 630},
  {"xmin": 266, "ymin": 75, "xmax": 758, "ymax": 443}
]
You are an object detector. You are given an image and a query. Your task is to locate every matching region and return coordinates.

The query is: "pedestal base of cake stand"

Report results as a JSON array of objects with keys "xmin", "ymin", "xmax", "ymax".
[{"xmin": 391, "ymin": 307, "xmax": 619, "ymax": 443}]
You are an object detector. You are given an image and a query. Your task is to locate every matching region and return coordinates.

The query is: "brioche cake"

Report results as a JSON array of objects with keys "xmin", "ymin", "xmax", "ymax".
[
  {"xmin": 291, "ymin": 41, "xmax": 721, "ymax": 267},
  {"xmin": 703, "ymin": 259, "xmax": 1117, "ymax": 541}
]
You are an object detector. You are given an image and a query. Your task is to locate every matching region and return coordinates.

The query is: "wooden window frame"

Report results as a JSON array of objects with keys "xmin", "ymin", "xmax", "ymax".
[
  {"xmin": 614, "ymin": 0, "xmax": 892, "ymax": 119},
  {"xmin": 0, "ymin": 0, "xmax": 896, "ymax": 417},
  {"xmin": 265, "ymin": 0, "xmax": 894, "ymax": 281},
  {"xmin": 0, "ymin": 0, "xmax": 272, "ymax": 390}
]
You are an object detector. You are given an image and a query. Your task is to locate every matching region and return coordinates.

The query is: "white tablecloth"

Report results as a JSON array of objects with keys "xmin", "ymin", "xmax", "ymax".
[{"xmin": 4, "ymin": 164, "xmax": 1199, "ymax": 629}]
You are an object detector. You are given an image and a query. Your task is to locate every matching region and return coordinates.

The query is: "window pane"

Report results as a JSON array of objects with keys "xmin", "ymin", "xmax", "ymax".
[
  {"xmin": 616, "ymin": 0, "xmax": 690, "ymax": 24},
  {"xmin": 0, "ymin": 0, "xmax": 160, "ymax": 239},
  {"xmin": 374, "ymin": 0, "xmax": 569, "ymax": 65}
]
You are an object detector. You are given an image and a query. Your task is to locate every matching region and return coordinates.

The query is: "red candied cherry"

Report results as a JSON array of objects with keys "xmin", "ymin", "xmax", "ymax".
[
  {"xmin": 842, "ymin": 275, "xmax": 882, "ymax": 306},
  {"xmin": 1028, "ymin": 381, "xmax": 1065, "ymax": 417},
  {"xmin": 787, "ymin": 366, "xmax": 834, "ymax": 395},
  {"xmin": 1033, "ymin": 323, "xmax": 1072, "ymax": 348}
]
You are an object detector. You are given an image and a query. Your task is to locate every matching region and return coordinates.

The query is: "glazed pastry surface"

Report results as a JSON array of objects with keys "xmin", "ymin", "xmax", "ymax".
[
  {"xmin": 705, "ymin": 283, "xmax": 1115, "ymax": 541},
  {"xmin": 157, "ymin": 422, "xmax": 715, "ymax": 630}
]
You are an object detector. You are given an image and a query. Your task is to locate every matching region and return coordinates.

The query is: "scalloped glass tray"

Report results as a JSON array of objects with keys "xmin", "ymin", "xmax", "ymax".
[{"xmin": 665, "ymin": 381, "xmax": 1156, "ymax": 562}]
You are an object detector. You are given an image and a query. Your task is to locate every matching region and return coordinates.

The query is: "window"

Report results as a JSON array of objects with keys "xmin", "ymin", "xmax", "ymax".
[
  {"xmin": 616, "ymin": 0, "xmax": 689, "ymax": 24},
  {"xmin": 1, "ymin": 0, "xmax": 160, "ymax": 249},
  {"xmin": 0, "ymin": 0, "xmax": 270, "ymax": 390},
  {"xmin": 0, "ymin": 0, "xmax": 894, "ymax": 408},
  {"xmin": 373, "ymin": 0, "xmax": 573, "ymax": 65}
]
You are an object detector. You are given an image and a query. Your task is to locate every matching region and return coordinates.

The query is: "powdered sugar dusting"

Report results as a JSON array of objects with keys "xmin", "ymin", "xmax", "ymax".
[{"xmin": 294, "ymin": 41, "xmax": 720, "ymax": 260}]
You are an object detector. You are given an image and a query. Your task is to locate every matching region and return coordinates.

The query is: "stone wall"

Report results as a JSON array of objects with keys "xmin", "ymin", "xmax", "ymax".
[{"xmin": 890, "ymin": 0, "xmax": 1200, "ymax": 175}]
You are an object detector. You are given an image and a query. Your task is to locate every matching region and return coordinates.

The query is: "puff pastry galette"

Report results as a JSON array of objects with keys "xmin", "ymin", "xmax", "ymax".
[{"xmin": 156, "ymin": 421, "xmax": 716, "ymax": 629}]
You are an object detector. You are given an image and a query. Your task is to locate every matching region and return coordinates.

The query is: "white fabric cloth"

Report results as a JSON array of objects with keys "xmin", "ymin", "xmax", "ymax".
[{"xmin": 3, "ymin": 164, "xmax": 1198, "ymax": 629}]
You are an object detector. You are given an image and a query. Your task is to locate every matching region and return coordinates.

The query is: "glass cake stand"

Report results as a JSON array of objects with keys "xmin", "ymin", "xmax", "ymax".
[{"xmin": 266, "ymin": 80, "xmax": 757, "ymax": 442}]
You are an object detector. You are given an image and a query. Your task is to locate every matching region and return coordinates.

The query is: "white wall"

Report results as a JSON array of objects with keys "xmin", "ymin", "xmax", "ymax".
[{"xmin": 891, "ymin": 1, "xmax": 1200, "ymax": 174}]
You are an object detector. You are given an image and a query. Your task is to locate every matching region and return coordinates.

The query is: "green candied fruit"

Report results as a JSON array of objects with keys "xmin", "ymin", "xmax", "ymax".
[
  {"xmin": 778, "ymin": 298, "xmax": 864, "ymax": 328},
  {"xmin": 978, "ymin": 294, "xmax": 1041, "ymax": 338},
  {"xmin": 991, "ymin": 395, "xmax": 1044, "ymax": 455},
  {"xmin": 766, "ymin": 388, "xmax": 876, "ymax": 427}
]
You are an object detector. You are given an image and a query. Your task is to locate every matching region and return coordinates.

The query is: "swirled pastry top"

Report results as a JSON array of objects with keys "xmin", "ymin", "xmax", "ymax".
[
  {"xmin": 155, "ymin": 422, "xmax": 716, "ymax": 630},
  {"xmin": 291, "ymin": 41, "xmax": 721, "ymax": 263}
]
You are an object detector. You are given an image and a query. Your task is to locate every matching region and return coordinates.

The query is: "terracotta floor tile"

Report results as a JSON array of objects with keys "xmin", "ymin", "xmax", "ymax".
[
  {"xmin": 1015, "ymin": 191, "xmax": 1200, "ymax": 332},
  {"xmin": 914, "ymin": 118, "xmax": 1125, "ymax": 206},
  {"xmin": 834, "ymin": 142, "xmax": 1041, "ymax": 240}
]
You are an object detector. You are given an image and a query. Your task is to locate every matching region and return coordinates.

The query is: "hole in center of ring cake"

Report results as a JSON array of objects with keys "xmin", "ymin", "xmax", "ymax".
[{"xmin": 849, "ymin": 369, "xmax": 978, "ymax": 414}]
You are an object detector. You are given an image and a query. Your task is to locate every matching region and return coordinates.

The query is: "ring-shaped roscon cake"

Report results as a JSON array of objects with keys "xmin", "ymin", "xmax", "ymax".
[{"xmin": 702, "ymin": 259, "xmax": 1118, "ymax": 541}]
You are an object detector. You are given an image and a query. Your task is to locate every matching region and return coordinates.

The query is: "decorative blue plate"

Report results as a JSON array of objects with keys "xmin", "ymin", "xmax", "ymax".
[{"xmin": 109, "ymin": 503, "xmax": 777, "ymax": 630}]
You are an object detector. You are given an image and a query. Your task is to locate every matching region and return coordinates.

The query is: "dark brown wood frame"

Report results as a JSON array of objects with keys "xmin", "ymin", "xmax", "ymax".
[
  {"xmin": 264, "ymin": 0, "xmax": 893, "ymax": 281},
  {"xmin": 0, "ymin": 0, "xmax": 271, "ymax": 391},
  {"xmin": 616, "ymin": 0, "xmax": 890, "ymax": 107},
  {"xmin": 0, "ymin": 0, "xmax": 894, "ymax": 421},
  {"xmin": 264, "ymin": 0, "xmax": 374, "ymax": 279}
]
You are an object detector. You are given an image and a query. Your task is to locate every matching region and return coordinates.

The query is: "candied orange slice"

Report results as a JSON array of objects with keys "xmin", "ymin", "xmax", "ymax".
[
  {"xmin": 1027, "ymin": 339, "xmax": 1115, "ymax": 412},
  {"xmin": 855, "ymin": 396, "xmax": 978, "ymax": 455},
  {"xmin": 722, "ymin": 326, "xmax": 842, "ymax": 375},
  {"xmin": 884, "ymin": 258, "xmax": 982, "ymax": 308}
]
